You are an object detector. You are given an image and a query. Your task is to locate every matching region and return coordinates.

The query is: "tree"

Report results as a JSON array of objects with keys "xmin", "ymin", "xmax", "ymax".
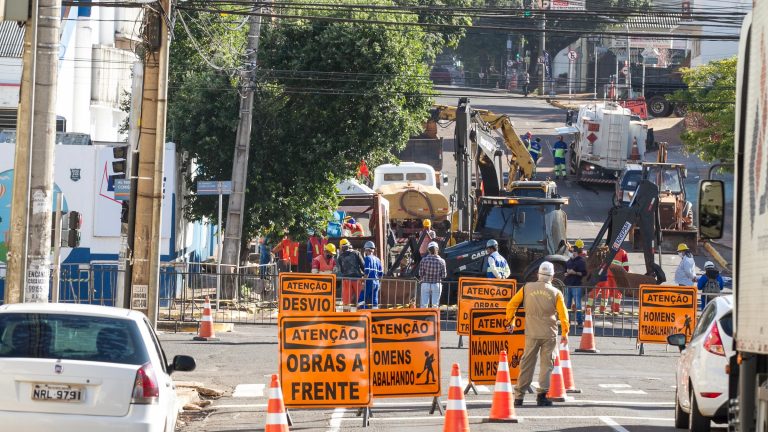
[
  {"xmin": 168, "ymin": 4, "xmax": 454, "ymax": 241},
  {"xmin": 673, "ymin": 56, "xmax": 737, "ymax": 163}
]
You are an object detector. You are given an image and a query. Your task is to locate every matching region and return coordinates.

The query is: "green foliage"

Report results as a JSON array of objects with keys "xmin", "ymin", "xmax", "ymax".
[
  {"xmin": 168, "ymin": 3, "xmax": 448, "ymax": 240},
  {"xmin": 672, "ymin": 57, "xmax": 737, "ymax": 163}
]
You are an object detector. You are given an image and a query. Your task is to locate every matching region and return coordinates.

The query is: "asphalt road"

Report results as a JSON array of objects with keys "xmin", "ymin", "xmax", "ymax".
[{"xmin": 163, "ymin": 325, "xmax": 726, "ymax": 432}]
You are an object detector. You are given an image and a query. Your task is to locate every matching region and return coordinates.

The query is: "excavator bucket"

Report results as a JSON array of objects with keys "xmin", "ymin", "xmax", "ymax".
[{"xmin": 660, "ymin": 229, "xmax": 699, "ymax": 254}]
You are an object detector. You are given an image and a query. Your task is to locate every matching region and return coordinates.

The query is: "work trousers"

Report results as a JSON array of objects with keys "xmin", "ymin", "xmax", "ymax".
[
  {"xmin": 420, "ymin": 282, "xmax": 442, "ymax": 308},
  {"xmin": 554, "ymin": 157, "xmax": 566, "ymax": 177},
  {"xmin": 358, "ymin": 281, "xmax": 380, "ymax": 310},
  {"xmin": 514, "ymin": 336, "xmax": 557, "ymax": 400}
]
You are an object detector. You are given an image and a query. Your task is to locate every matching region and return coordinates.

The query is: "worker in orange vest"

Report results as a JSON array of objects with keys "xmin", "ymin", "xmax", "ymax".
[
  {"xmin": 312, "ymin": 243, "xmax": 338, "ymax": 274},
  {"xmin": 272, "ymin": 235, "xmax": 300, "ymax": 272},
  {"xmin": 612, "ymin": 248, "xmax": 630, "ymax": 271},
  {"xmin": 343, "ymin": 218, "xmax": 365, "ymax": 237},
  {"xmin": 307, "ymin": 231, "xmax": 328, "ymax": 263}
]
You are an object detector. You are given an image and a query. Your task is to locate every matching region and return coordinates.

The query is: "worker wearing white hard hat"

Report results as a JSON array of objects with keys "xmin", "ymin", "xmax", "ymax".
[
  {"xmin": 485, "ymin": 239, "xmax": 511, "ymax": 279},
  {"xmin": 505, "ymin": 260, "xmax": 569, "ymax": 407},
  {"xmin": 358, "ymin": 241, "xmax": 383, "ymax": 310},
  {"xmin": 417, "ymin": 241, "xmax": 446, "ymax": 308},
  {"xmin": 697, "ymin": 260, "xmax": 724, "ymax": 310}
]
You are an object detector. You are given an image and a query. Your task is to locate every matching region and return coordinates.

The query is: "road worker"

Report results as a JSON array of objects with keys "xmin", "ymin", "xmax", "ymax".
[
  {"xmin": 338, "ymin": 239, "xmax": 365, "ymax": 308},
  {"xmin": 552, "ymin": 135, "xmax": 568, "ymax": 180},
  {"xmin": 358, "ymin": 241, "xmax": 384, "ymax": 309},
  {"xmin": 343, "ymin": 218, "xmax": 364, "ymax": 237},
  {"xmin": 311, "ymin": 243, "xmax": 338, "ymax": 275},
  {"xmin": 485, "ymin": 239, "xmax": 510, "ymax": 279},
  {"xmin": 418, "ymin": 219, "xmax": 437, "ymax": 258},
  {"xmin": 506, "ymin": 261, "xmax": 569, "ymax": 407},
  {"xmin": 674, "ymin": 243, "xmax": 697, "ymax": 286},
  {"xmin": 418, "ymin": 241, "xmax": 446, "ymax": 308},
  {"xmin": 612, "ymin": 247, "xmax": 630, "ymax": 271}
]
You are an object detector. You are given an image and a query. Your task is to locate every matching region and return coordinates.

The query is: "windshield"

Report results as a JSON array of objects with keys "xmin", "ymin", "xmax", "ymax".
[
  {"xmin": 510, "ymin": 188, "xmax": 546, "ymax": 198},
  {"xmin": 645, "ymin": 166, "xmax": 683, "ymax": 193},
  {"xmin": 621, "ymin": 171, "xmax": 642, "ymax": 191},
  {"xmin": 0, "ymin": 313, "xmax": 149, "ymax": 364},
  {"xmin": 480, "ymin": 205, "xmax": 547, "ymax": 249}
]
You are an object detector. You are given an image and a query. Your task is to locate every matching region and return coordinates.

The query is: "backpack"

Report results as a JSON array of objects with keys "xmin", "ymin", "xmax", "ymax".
[{"xmin": 703, "ymin": 276, "xmax": 720, "ymax": 294}]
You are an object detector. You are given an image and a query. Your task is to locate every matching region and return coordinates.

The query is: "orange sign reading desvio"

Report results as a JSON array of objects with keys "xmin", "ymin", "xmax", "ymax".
[{"xmin": 279, "ymin": 273, "xmax": 336, "ymax": 315}]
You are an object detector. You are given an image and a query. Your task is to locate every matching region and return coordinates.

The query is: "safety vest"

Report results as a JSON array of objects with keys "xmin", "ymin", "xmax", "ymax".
[
  {"xmin": 486, "ymin": 251, "xmax": 511, "ymax": 279},
  {"xmin": 345, "ymin": 223, "xmax": 364, "ymax": 237},
  {"xmin": 288, "ymin": 241, "xmax": 300, "ymax": 266},
  {"xmin": 611, "ymin": 249, "xmax": 630, "ymax": 272},
  {"xmin": 309, "ymin": 236, "xmax": 327, "ymax": 259},
  {"xmin": 312, "ymin": 255, "xmax": 336, "ymax": 274},
  {"xmin": 553, "ymin": 141, "xmax": 567, "ymax": 159}
]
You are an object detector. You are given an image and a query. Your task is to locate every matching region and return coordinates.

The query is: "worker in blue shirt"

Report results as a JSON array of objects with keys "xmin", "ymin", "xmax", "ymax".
[
  {"xmin": 485, "ymin": 239, "xmax": 511, "ymax": 279},
  {"xmin": 553, "ymin": 135, "xmax": 568, "ymax": 180},
  {"xmin": 697, "ymin": 261, "xmax": 724, "ymax": 310},
  {"xmin": 359, "ymin": 241, "xmax": 384, "ymax": 309}
]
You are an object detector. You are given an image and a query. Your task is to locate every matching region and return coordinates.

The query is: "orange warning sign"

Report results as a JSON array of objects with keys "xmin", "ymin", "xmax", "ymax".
[
  {"xmin": 469, "ymin": 308, "xmax": 526, "ymax": 384},
  {"xmin": 368, "ymin": 309, "xmax": 440, "ymax": 398},
  {"xmin": 457, "ymin": 277, "xmax": 516, "ymax": 335},
  {"xmin": 279, "ymin": 273, "xmax": 336, "ymax": 315},
  {"xmin": 279, "ymin": 313, "xmax": 371, "ymax": 408},
  {"xmin": 638, "ymin": 285, "xmax": 698, "ymax": 344}
]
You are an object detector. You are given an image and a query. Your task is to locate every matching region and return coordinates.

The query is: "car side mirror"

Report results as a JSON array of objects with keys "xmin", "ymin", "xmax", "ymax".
[
  {"xmin": 169, "ymin": 355, "xmax": 197, "ymax": 374},
  {"xmin": 667, "ymin": 333, "xmax": 687, "ymax": 352},
  {"xmin": 698, "ymin": 180, "xmax": 724, "ymax": 240}
]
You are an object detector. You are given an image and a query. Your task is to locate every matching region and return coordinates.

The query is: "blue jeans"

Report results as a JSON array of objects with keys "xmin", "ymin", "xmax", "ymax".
[
  {"xmin": 565, "ymin": 286, "xmax": 584, "ymax": 325},
  {"xmin": 420, "ymin": 283, "xmax": 442, "ymax": 308},
  {"xmin": 358, "ymin": 281, "xmax": 380, "ymax": 309}
]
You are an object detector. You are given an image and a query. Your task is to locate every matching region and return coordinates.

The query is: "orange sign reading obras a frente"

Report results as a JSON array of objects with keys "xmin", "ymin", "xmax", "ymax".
[
  {"xmin": 457, "ymin": 277, "xmax": 516, "ymax": 335},
  {"xmin": 469, "ymin": 308, "xmax": 526, "ymax": 385},
  {"xmin": 279, "ymin": 273, "xmax": 336, "ymax": 315},
  {"xmin": 279, "ymin": 313, "xmax": 371, "ymax": 408},
  {"xmin": 368, "ymin": 309, "xmax": 440, "ymax": 398},
  {"xmin": 638, "ymin": 285, "xmax": 698, "ymax": 344}
]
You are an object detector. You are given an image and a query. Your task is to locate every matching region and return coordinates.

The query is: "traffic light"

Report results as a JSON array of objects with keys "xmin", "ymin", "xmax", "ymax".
[
  {"xmin": 67, "ymin": 210, "xmax": 81, "ymax": 248},
  {"xmin": 121, "ymin": 201, "xmax": 130, "ymax": 224},
  {"xmin": 112, "ymin": 145, "xmax": 128, "ymax": 180},
  {"xmin": 682, "ymin": 1, "xmax": 691, "ymax": 19},
  {"xmin": 523, "ymin": 0, "xmax": 532, "ymax": 17}
]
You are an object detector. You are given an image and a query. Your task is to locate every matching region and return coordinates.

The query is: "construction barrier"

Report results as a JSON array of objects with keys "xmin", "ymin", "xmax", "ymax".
[
  {"xmin": 638, "ymin": 284, "xmax": 698, "ymax": 344},
  {"xmin": 456, "ymin": 278, "xmax": 516, "ymax": 336},
  {"xmin": 278, "ymin": 273, "xmax": 336, "ymax": 316},
  {"xmin": 468, "ymin": 308, "xmax": 526, "ymax": 386}
]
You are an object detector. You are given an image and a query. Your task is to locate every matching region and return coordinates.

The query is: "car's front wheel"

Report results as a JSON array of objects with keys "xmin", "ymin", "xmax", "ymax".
[
  {"xmin": 674, "ymin": 385, "xmax": 689, "ymax": 428},
  {"xmin": 689, "ymin": 386, "xmax": 711, "ymax": 432}
]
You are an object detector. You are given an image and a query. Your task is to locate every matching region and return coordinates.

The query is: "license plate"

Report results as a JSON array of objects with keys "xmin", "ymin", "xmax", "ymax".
[{"xmin": 31, "ymin": 383, "xmax": 84, "ymax": 402}]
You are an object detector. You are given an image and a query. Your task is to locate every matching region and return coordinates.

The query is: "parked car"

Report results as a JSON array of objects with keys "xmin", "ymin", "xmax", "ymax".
[
  {"xmin": 430, "ymin": 67, "xmax": 452, "ymax": 85},
  {"xmin": 614, "ymin": 163, "xmax": 643, "ymax": 206},
  {"xmin": 0, "ymin": 303, "xmax": 196, "ymax": 432},
  {"xmin": 667, "ymin": 295, "xmax": 734, "ymax": 432}
]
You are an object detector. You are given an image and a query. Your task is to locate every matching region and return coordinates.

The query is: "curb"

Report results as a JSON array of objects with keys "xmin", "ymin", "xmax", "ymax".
[{"xmin": 703, "ymin": 241, "xmax": 731, "ymax": 271}]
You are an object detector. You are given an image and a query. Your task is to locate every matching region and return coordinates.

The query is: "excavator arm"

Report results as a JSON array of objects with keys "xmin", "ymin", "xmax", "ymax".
[
  {"xmin": 587, "ymin": 180, "xmax": 666, "ymax": 285},
  {"xmin": 432, "ymin": 104, "xmax": 535, "ymax": 183}
]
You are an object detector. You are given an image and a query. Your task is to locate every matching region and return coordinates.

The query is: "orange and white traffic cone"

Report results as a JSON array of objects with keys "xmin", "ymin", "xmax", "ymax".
[
  {"xmin": 559, "ymin": 343, "xmax": 581, "ymax": 393},
  {"xmin": 485, "ymin": 351, "xmax": 518, "ymax": 423},
  {"xmin": 265, "ymin": 374, "xmax": 290, "ymax": 432},
  {"xmin": 546, "ymin": 353, "xmax": 567, "ymax": 402},
  {"xmin": 193, "ymin": 296, "xmax": 220, "ymax": 341},
  {"xmin": 575, "ymin": 307, "xmax": 599, "ymax": 353},
  {"xmin": 630, "ymin": 138, "xmax": 641, "ymax": 161},
  {"xmin": 444, "ymin": 363, "xmax": 470, "ymax": 432}
]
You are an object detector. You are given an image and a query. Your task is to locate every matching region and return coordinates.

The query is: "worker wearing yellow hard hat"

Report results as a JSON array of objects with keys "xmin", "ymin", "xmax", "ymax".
[
  {"xmin": 674, "ymin": 243, "xmax": 696, "ymax": 286},
  {"xmin": 339, "ymin": 238, "xmax": 351, "ymax": 248},
  {"xmin": 677, "ymin": 243, "xmax": 689, "ymax": 252},
  {"xmin": 419, "ymin": 219, "xmax": 436, "ymax": 258},
  {"xmin": 423, "ymin": 219, "xmax": 432, "ymax": 228},
  {"xmin": 312, "ymin": 243, "xmax": 338, "ymax": 274},
  {"xmin": 574, "ymin": 239, "xmax": 584, "ymax": 249}
]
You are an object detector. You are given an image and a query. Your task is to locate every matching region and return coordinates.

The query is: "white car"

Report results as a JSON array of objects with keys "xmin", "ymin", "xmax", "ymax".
[
  {"xmin": 668, "ymin": 295, "xmax": 733, "ymax": 432},
  {"xmin": 0, "ymin": 303, "xmax": 196, "ymax": 432}
]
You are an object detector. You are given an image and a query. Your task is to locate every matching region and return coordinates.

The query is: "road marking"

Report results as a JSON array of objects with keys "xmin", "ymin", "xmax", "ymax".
[
  {"xmin": 475, "ymin": 385, "xmax": 491, "ymax": 393},
  {"xmin": 586, "ymin": 215, "xmax": 595, "ymax": 226},
  {"xmin": 339, "ymin": 415, "xmax": 674, "ymax": 422},
  {"xmin": 214, "ymin": 403, "xmax": 268, "ymax": 409},
  {"xmin": 600, "ymin": 416, "xmax": 631, "ymax": 432},
  {"xmin": 327, "ymin": 407, "xmax": 346, "ymax": 432},
  {"xmin": 211, "ymin": 399, "xmax": 675, "ymax": 410},
  {"xmin": 599, "ymin": 384, "xmax": 632, "ymax": 389},
  {"xmin": 232, "ymin": 384, "xmax": 265, "ymax": 398},
  {"xmin": 612, "ymin": 389, "xmax": 648, "ymax": 395}
]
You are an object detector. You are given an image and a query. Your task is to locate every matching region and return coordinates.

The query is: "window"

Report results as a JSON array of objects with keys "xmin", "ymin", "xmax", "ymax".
[
  {"xmin": 144, "ymin": 319, "xmax": 169, "ymax": 372},
  {"xmin": 510, "ymin": 188, "xmax": 546, "ymax": 198},
  {"xmin": 719, "ymin": 312, "xmax": 733, "ymax": 337},
  {"xmin": 621, "ymin": 171, "xmax": 642, "ymax": 190},
  {"xmin": 405, "ymin": 172, "xmax": 428, "ymax": 181},
  {"xmin": 645, "ymin": 167, "xmax": 682, "ymax": 193},
  {"xmin": 0, "ymin": 313, "xmax": 149, "ymax": 365},
  {"xmin": 692, "ymin": 303, "xmax": 717, "ymax": 340},
  {"xmin": 383, "ymin": 173, "xmax": 404, "ymax": 182}
]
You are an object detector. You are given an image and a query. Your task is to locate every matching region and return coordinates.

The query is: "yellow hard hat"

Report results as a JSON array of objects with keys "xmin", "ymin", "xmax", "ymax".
[
  {"xmin": 339, "ymin": 238, "xmax": 351, "ymax": 248},
  {"xmin": 677, "ymin": 243, "xmax": 689, "ymax": 252},
  {"xmin": 423, "ymin": 219, "xmax": 432, "ymax": 228},
  {"xmin": 574, "ymin": 239, "xmax": 584, "ymax": 249},
  {"xmin": 324, "ymin": 243, "xmax": 336, "ymax": 254}
]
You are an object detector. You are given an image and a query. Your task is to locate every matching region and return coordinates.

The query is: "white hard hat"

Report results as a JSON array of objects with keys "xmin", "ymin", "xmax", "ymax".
[
  {"xmin": 704, "ymin": 261, "xmax": 715, "ymax": 269},
  {"xmin": 428, "ymin": 241, "xmax": 439, "ymax": 250},
  {"xmin": 538, "ymin": 261, "xmax": 555, "ymax": 276}
]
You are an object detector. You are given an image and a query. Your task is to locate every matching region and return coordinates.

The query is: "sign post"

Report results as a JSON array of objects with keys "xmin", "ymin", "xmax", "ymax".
[
  {"xmin": 279, "ymin": 313, "xmax": 372, "ymax": 425},
  {"xmin": 638, "ymin": 285, "xmax": 698, "ymax": 354},
  {"xmin": 196, "ymin": 180, "xmax": 232, "ymax": 309},
  {"xmin": 567, "ymin": 50, "xmax": 578, "ymax": 95}
]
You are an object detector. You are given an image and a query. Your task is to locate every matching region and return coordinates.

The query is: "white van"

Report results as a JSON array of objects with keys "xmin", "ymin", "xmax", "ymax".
[{"xmin": 372, "ymin": 162, "xmax": 437, "ymax": 190}]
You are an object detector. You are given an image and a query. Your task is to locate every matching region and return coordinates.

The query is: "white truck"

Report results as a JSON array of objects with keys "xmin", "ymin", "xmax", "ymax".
[
  {"xmin": 701, "ymin": 7, "xmax": 768, "ymax": 430},
  {"xmin": 562, "ymin": 102, "xmax": 647, "ymax": 184}
]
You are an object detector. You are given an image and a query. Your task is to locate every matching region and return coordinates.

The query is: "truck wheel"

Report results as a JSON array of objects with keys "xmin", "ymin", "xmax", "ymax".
[
  {"xmin": 689, "ymin": 386, "xmax": 711, "ymax": 432},
  {"xmin": 648, "ymin": 96, "xmax": 672, "ymax": 117},
  {"xmin": 673, "ymin": 103, "xmax": 688, "ymax": 117},
  {"xmin": 674, "ymin": 385, "xmax": 689, "ymax": 428}
]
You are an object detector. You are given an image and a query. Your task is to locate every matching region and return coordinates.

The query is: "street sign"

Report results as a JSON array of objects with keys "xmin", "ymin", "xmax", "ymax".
[
  {"xmin": 369, "ymin": 309, "xmax": 441, "ymax": 398},
  {"xmin": 622, "ymin": 66, "xmax": 629, "ymax": 75},
  {"xmin": 567, "ymin": 50, "xmax": 578, "ymax": 62},
  {"xmin": 114, "ymin": 179, "xmax": 131, "ymax": 201},
  {"xmin": 279, "ymin": 273, "xmax": 337, "ymax": 315},
  {"xmin": 469, "ymin": 308, "xmax": 526, "ymax": 385},
  {"xmin": 457, "ymin": 277, "xmax": 516, "ymax": 336},
  {"xmin": 638, "ymin": 285, "xmax": 698, "ymax": 344},
  {"xmin": 537, "ymin": 56, "xmax": 545, "ymax": 64},
  {"xmin": 279, "ymin": 313, "xmax": 372, "ymax": 408},
  {"xmin": 196, "ymin": 180, "xmax": 232, "ymax": 195}
]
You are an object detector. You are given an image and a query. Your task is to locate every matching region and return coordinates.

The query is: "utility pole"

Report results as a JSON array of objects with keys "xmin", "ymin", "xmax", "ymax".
[
  {"xmin": 129, "ymin": 0, "xmax": 171, "ymax": 326},
  {"xmin": 4, "ymin": 0, "xmax": 38, "ymax": 304},
  {"xmin": 221, "ymin": 6, "xmax": 263, "ymax": 296},
  {"xmin": 539, "ymin": 13, "xmax": 546, "ymax": 95}
]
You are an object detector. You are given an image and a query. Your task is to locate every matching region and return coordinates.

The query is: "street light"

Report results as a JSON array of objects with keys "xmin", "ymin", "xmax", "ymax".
[{"xmin": 589, "ymin": 36, "xmax": 600, "ymax": 99}]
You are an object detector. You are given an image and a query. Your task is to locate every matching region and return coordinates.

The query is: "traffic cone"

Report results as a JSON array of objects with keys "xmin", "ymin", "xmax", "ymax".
[
  {"xmin": 546, "ymin": 353, "xmax": 567, "ymax": 402},
  {"xmin": 193, "ymin": 296, "xmax": 220, "ymax": 341},
  {"xmin": 444, "ymin": 363, "xmax": 470, "ymax": 432},
  {"xmin": 485, "ymin": 351, "xmax": 519, "ymax": 423},
  {"xmin": 630, "ymin": 138, "xmax": 641, "ymax": 161},
  {"xmin": 559, "ymin": 343, "xmax": 581, "ymax": 393},
  {"xmin": 265, "ymin": 374, "xmax": 290, "ymax": 432},
  {"xmin": 575, "ymin": 307, "xmax": 599, "ymax": 353}
]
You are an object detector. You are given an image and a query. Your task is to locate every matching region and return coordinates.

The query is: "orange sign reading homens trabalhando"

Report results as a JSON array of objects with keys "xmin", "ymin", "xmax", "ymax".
[
  {"xmin": 279, "ymin": 313, "xmax": 371, "ymax": 408},
  {"xmin": 368, "ymin": 309, "xmax": 440, "ymax": 398},
  {"xmin": 638, "ymin": 285, "xmax": 698, "ymax": 344},
  {"xmin": 469, "ymin": 308, "xmax": 526, "ymax": 384},
  {"xmin": 279, "ymin": 273, "xmax": 336, "ymax": 315},
  {"xmin": 457, "ymin": 277, "xmax": 516, "ymax": 335}
]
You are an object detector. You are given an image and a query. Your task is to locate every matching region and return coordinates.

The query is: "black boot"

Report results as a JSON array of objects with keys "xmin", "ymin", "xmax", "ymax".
[
  {"xmin": 536, "ymin": 393, "xmax": 553, "ymax": 407},
  {"xmin": 514, "ymin": 399, "xmax": 523, "ymax": 407}
]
